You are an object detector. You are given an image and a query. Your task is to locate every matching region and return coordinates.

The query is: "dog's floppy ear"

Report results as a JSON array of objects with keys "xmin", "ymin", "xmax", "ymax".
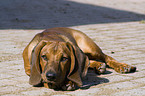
[
  {"xmin": 29, "ymin": 40, "xmax": 47, "ymax": 85},
  {"xmin": 66, "ymin": 43, "xmax": 89, "ymax": 87}
]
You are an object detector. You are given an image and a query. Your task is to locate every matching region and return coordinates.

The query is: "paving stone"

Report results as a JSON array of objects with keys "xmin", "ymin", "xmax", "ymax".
[
  {"xmin": 111, "ymin": 88, "xmax": 145, "ymax": 96},
  {"xmin": 21, "ymin": 88, "xmax": 54, "ymax": 96},
  {"xmin": 131, "ymin": 77, "xmax": 145, "ymax": 84},
  {"xmin": 104, "ymin": 75, "xmax": 132, "ymax": 83},
  {"xmin": 51, "ymin": 95, "xmax": 71, "ymax": 96},
  {"xmin": 0, "ymin": 86, "xmax": 23, "ymax": 95},
  {"xmin": 101, "ymin": 81, "xmax": 141, "ymax": 90},
  {"xmin": 120, "ymin": 71, "xmax": 145, "ymax": 78},
  {"xmin": 67, "ymin": 88, "xmax": 100, "ymax": 96},
  {"xmin": 1, "ymin": 94, "xmax": 22, "ymax": 96},
  {"xmin": 0, "ymin": 73, "xmax": 15, "ymax": 79},
  {"xmin": 0, "ymin": 79, "xmax": 18, "ymax": 87},
  {"xmin": 0, "ymin": 0, "xmax": 145, "ymax": 95},
  {"xmin": 15, "ymin": 83, "xmax": 32, "ymax": 89}
]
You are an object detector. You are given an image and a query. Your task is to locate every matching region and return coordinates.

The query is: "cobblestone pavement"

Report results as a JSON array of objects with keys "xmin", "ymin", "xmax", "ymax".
[{"xmin": 0, "ymin": 0, "xmax": 145, "ymax": 96}]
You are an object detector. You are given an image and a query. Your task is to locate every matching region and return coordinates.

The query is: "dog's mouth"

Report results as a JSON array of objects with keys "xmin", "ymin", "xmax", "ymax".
[
  {"xmin": 42, "ymin": 80, "xmax": 55, "ymax": 83},
  {"xmin": 41, "ymin": 73, "xmax": 72, "ymax": 90},
  {"xmin": 42, "ymin": 79, "xmax": 66, "ymax": 90},
  {"xmin": 41, "ymin": 73, "xmax": 56, "ymax": 83}
]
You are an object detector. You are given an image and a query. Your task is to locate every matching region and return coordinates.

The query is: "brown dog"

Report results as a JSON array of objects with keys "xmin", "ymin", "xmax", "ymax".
[{"xmin": 23, "ymin": 27, "xmax": 136, "ymax": 90}]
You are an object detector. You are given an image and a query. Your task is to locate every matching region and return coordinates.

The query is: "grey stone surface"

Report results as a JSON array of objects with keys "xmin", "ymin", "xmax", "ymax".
[{"xmin": 0, "ymin": 0, "xmax": 145, "ymax": 96}]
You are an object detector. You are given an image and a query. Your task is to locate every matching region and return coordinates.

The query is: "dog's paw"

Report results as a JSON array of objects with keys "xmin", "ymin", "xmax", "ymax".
[
  {"xmin": 62, "ymin": 81, "xmax": 76, "ymax": 91},
  {"xmin": 94, "ymin": 63, "xmax": 106, "ymax": 74},
  {"xmin": 115, "ymin": 63, "xmax": 136, "ymax": 73}
]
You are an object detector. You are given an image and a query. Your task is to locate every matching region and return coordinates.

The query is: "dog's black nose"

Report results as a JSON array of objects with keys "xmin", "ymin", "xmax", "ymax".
[{"xmin": 46, "ymin": 72, "xmax": 56, "ymax": 81}]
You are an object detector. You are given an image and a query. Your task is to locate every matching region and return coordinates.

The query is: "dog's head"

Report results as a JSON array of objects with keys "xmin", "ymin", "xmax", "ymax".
[{"xmin": 29, "ymin": 40, "xmax": 89, "ymax": 90}]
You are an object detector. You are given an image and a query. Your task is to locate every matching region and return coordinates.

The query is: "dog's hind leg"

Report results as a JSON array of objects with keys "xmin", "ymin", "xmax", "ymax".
[{"xmin": 104, "ymin": 55, "xmax": 136, "ymax": 73}]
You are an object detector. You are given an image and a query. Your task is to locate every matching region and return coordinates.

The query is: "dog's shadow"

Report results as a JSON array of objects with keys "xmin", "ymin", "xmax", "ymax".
[{"xmin": 80, "ymin": 69, "xmax": 110, "ymax": 90}]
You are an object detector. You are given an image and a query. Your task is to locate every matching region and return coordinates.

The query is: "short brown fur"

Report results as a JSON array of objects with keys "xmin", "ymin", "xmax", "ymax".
[{"xmin": 23, "ymin": 27, "xmax": 136, "ymax": 90}]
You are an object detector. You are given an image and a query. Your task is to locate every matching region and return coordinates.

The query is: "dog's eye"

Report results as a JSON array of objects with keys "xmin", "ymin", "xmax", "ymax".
[
  {"xmin": 41, "ymin": 55, "xmax": 47, "ymax": 60},
  {"xmin": 61, "ymin": 57, "xmax": 68, "ymax": 62}
]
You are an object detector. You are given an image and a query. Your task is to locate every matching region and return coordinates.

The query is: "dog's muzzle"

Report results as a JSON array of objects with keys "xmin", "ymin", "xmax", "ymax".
[{"xmin": 46, "ymin": 72, "xmax": 56, "ymax": 81}]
